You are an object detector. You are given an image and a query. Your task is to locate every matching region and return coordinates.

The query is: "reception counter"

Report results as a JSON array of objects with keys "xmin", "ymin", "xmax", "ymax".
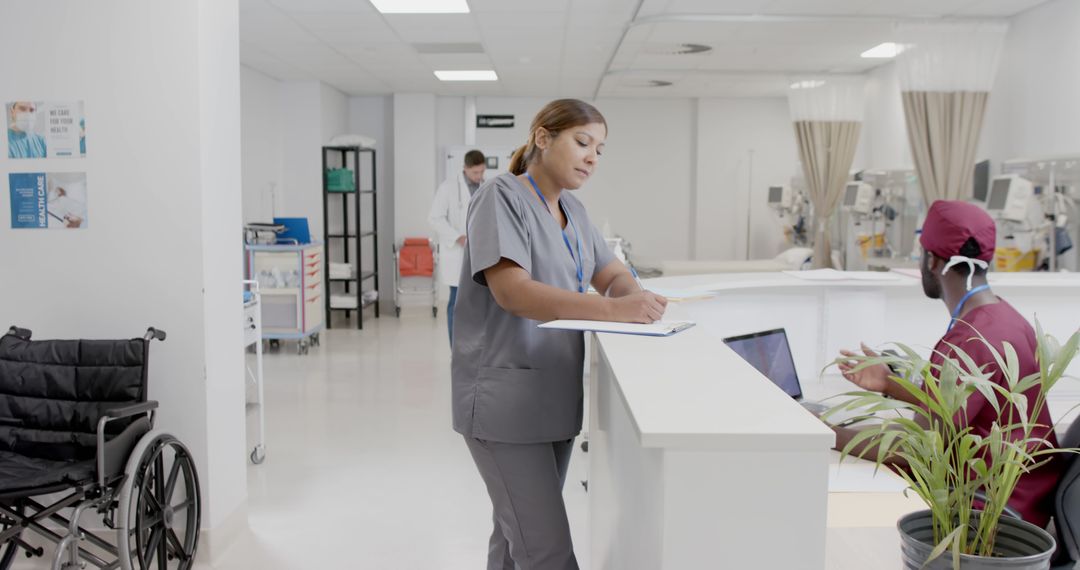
[{"xmin": 587, "ymin": 271, "xmax": 1080, "ymax": 569}]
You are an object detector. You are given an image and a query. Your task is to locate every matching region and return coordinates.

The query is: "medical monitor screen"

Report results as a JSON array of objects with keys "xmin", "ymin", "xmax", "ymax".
[
  {"xmin": 843, "ymin": 184, "xmax": 859, "ymax": 206},
  {"xmin": 973, "ymin": 160, "xmax": 990, "ymax": 202},
  {"xmin": 768, "ymin": 186, "xmax": 784, "ymax": 204},
  {"xmin": 723, "ymin": 329, "xmax": 802, "ymax": 399},
  {"xmin": 987, "ymin": 179, "xmax": 1011, "ymax": 210}
]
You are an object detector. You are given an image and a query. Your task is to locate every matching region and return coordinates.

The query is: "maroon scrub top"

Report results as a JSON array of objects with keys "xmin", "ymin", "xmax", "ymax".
[{"xmin": 929, "ymin": 298, "xmax": 1063, "ymax": 528}]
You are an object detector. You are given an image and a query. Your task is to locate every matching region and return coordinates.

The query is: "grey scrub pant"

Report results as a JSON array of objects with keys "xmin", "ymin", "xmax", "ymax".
[{"xmin": 464, "ymin": 437, "xmax": 579, "ymax": 570}]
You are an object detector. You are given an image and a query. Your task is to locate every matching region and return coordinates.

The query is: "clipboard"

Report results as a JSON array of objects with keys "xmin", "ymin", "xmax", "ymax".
[{"xmin": 538, "ymin": 319, "xmax": 696, "ymax": 337}]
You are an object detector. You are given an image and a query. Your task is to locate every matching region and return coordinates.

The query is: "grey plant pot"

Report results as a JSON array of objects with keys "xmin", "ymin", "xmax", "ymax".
[{"xmin": 899, "ymin": 510, "xmax": 1056, "ymax": 570}]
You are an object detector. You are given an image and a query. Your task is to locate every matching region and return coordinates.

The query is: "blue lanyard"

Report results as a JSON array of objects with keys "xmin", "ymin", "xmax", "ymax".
[
  {"xmin": 947, "ymin": 284, "xmax": 991, "ymax": 332},
  {"xmin": 526, "ymin": 173, "xmax": 585, "ymax": 293}
]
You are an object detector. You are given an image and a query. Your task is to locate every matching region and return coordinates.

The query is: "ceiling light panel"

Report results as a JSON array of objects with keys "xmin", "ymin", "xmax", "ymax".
[
  {"xmin": 860, "ymin": 42, "xmax": 904, "ymax": 58},
  {"xmin": 370, "ymin": 0, "xmax": 470, "ymax": 14},
  {"xmin": 434, "ymin": 70, "xmax": 499, "ymax": 81}
]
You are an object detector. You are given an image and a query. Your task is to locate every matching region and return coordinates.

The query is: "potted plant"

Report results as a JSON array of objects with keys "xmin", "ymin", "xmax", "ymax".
[{"xmin": 825, "ymin": 320, "xmax": 1080, "ymax": 569}]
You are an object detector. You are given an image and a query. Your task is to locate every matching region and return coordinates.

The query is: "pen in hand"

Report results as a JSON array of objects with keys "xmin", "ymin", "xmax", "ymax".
[{"xmin": 630, "ymin": 266, "xmax": 646, "ymax": 291}]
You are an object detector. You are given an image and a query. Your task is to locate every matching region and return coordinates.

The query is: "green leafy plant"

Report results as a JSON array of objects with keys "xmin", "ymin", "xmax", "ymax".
[{"xmin": 824, "ymin": 319, "xmax": 1080, "ymax": 566}]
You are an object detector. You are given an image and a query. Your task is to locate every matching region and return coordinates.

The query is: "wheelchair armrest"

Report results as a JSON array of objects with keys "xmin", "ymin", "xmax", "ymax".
[{"xmin": 96, "ymin": 401, "xmax": 159, "ymax": 488}]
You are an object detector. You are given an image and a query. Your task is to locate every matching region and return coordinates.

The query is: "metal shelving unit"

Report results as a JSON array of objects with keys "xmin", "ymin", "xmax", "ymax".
[{"xmin": 322, "ymin": 146, "xmax": 379, "ymax": 329}]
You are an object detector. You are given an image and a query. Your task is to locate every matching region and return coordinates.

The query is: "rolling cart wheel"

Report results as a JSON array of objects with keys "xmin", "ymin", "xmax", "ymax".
[
  {"xmin": 312, "ymin": 334, "xmax": 320, "ymax": 346},
  {"xmin": 250, "ymin": 446, "xmax": 266, "ymax": 465},
  {"xmin": 432, "ymin": 306, "xmax": 438, "ymax": 318},
  {"xmin": 269, "ymin": 339, "xmax": 280, "ymax": 351},
  {"xmin": 298, "ymin": 341, "xmax": 309, "ymax": 355},
  {"xmin": 581, "ymin": 440, "xmax": 589, "ymax": 453},
  {"xmin": 395, "ymin": 307, "xmax": 401, "ymax": 317}
]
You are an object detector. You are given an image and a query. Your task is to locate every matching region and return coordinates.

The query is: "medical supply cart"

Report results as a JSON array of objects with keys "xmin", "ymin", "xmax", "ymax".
[
  {"xmin": 245, "ymin": 242, "xmax": 324, "ymax": 354},
  {"xmin": 242, "ymin": 280, "xmax": 267, "ymax": 464},
  {"xmin": 322, "ymin": 146, "xmax": 380, "ymax": 329}
]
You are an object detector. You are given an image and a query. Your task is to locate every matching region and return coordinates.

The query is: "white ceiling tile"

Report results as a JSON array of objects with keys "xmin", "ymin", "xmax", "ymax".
[
  {"xmin": 418, "ymin": 53, "xmax": 493, "ymax": 68},
  {"xmin": 240, "ymin": 4, "xmax": 322, "ymax": 45},
  {"xmin": 473, "ymin": 11, "xmax": 565, "ymax": 30},
  {"xmin": 289, "ymin": 13, "xmax": 400, "ymax": 43},
  {"xmin": 468, "ymin": 0, "xmax": 570, "ymax": 12},
  {"xmin": 952, "ymin": 0, "xmax": 1049, "ymax": 16},
  {"xmin": 242, "ymin": 60, "xmax": 313, "ymax": 81},
  {"xmin": 383, "ymin": 14, "xmax": 480, "ymax": 43},
  {"xmin": 267, "ymin": 0, "xmax": 376, "ymax": 12}
]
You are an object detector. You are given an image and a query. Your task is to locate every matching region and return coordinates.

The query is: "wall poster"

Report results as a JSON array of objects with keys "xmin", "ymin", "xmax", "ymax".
[
  {"xmin": 6, "ymin": 101, "xmax": 86, "ymax": 159},
  {"xmin": 8, "ymin": 172, "xmax": 88, "ymax": 229}
]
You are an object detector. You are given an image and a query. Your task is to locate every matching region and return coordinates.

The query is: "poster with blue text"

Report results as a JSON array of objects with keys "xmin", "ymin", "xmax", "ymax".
[{"xmin": 8, "ymin": 172, "xmax": 88, "ymax": 229}]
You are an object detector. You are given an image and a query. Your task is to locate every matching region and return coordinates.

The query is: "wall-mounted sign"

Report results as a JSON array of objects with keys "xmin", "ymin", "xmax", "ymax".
[
  {"xmin": 476, "ymin": 114, "xmax": 514, "ymax": 128},
  {"xmin": 6, "ymin": 100, "xmax": 86, "ymax": 159},
  {"xmin": 9, "ymin": 172, "xmax": 88, "ymax": 229}
]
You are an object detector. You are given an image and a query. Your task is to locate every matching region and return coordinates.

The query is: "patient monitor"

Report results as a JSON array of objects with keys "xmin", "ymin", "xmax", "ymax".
[
  {"xmin": 842, "ymin": 182, "xmax": 874, "ymax": 215},
  {"xmin": 987, "ymin": 175, "xmax": 1034, "ymax": 223}
]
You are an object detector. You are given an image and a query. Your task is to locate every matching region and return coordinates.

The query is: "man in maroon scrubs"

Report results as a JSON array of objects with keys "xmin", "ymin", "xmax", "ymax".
[{"xmin": 832, "ymin": 200, "xmax": 1063, "ymax": 527}]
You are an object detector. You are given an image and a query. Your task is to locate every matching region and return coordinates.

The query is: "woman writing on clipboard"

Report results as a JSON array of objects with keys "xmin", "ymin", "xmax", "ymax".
[{"xmin": 451, "ymin": 99, "xmax": 667, "ymax": 569}]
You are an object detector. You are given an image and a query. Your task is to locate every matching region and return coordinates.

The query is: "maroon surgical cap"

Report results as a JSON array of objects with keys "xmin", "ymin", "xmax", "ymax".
[{"xmin": 919, "ymin": 200, "xmax": 996, "ymax": 262}]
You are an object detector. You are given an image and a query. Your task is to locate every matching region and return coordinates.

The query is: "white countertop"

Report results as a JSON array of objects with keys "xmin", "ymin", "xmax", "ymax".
[
  {"xmin": 642, "ymin": 270, "xmax": 1080, "ymax": 293},
  {"xmin": 594, "ymin": 320, "xmax": 834, "ymax": 452}
]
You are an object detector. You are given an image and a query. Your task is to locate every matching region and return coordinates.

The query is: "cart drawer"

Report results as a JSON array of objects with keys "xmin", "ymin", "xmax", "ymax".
[{"xmin": 262, "ymin": 295, "xmax": 298, "ymax": 331}]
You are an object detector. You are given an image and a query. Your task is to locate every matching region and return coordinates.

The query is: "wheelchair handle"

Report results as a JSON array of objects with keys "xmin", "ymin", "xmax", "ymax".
[
  {"xmin": 6, "ymin": 326, "xmax": 31, "ymax": 340},
  {"xmin": 144, "ymin": 328, "xmax": 167, "ymax": 342}
]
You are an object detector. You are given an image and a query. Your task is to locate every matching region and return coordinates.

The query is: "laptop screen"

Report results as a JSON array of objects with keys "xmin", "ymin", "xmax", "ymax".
[{"xmin": 722, "ymin": 328, "xmax": 802, "ymax": 399}]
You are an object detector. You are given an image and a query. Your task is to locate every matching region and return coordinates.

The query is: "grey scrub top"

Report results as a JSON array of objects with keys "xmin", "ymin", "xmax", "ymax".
[{"xmin": 451, "ymin": 172, "xmax": 616, "ymax": 444}]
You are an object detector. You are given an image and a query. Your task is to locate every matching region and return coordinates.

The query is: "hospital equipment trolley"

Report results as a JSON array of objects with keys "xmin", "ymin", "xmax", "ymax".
[
  {"xmin": 245, "ymin": 242, "xmax": 324, "ymax": 355},
  {"xmin": 393, "ymin": 237, "xmax": 438, "ymax": 318},
  {"xmin": 243, "ymin": 280, "xmax": 267, "ymax": 465}
]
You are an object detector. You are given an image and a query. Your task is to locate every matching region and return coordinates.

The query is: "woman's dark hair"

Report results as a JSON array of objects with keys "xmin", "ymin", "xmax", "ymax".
[
  {"xmin": 463, "ymin": 150, "xmax": 485, "ymax": 168},
  {"xmin": 508, "ymin": 99, "xmax": 607, "ymax": 175}
]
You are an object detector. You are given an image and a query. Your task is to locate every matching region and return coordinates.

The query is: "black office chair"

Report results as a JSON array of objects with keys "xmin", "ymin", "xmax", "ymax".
[{"xmin": 1052, "ymin": 419, "xmax": 1080, "ymax": 569}]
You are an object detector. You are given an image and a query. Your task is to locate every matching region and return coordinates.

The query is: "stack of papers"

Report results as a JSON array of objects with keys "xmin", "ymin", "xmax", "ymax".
[
  {"xmin": 538, "ymin": 320, "xmax": 695, "ymax": 337},
  {"xmin": 784, "ymin": 269, "xmax": 902, "ymax": 282},
  {"xmin": 645, "ymin": 288, "xmax": 718, "ymax": 303}
]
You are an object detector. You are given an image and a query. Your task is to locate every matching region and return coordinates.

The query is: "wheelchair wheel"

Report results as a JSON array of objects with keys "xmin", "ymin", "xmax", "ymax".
[{"xmin": 116, "ymin": 431, "xmax": 201, "ymax": 570}]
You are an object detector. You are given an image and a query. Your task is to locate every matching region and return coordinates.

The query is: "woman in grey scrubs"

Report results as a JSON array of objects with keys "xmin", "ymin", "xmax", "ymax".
[{"xmin": 452, "ymin": 99, "xmax": 668, "ymax": 570}]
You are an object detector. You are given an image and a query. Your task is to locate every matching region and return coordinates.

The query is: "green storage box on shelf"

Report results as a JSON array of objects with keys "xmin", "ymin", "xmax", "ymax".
[{"xmin": 326, "ymin": 168, "xmax": 356, "ymax": 192}]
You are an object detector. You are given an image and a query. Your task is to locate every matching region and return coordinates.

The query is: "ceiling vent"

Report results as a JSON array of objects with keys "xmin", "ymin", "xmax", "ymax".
[
  {"xmin": 622, "ymin": 78, "xmax": 674, "ymax": 88},
  {"xmin": 643, "ymin": 43, "xmax": 712, "ymax": 56},
  {"xmin": 413, "ymin": 42, "xmax": 485, "ymax": 54}
]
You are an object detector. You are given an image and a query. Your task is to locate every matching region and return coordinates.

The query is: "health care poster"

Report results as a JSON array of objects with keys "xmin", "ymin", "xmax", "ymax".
[
  {"xmin": 6, "ymin": 100, "xmax": 86, "ymax": 159},
  {"xmin": 8, "ymin": 172, "xmax": 88, "ymax": 229}
]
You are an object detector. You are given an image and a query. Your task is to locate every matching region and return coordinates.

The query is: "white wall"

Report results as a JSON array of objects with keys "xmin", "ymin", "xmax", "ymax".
[
  {"xmin": 197, "ymin": 0, "xmax": 247, "ymax": 534},
  {"xmin": 981, "ymin": 0, "xmax": 1080, "ymax": 163},
  {"xmin": 393, "ymin": 93, "xmax": 437, "ymax": 241},
  {"xmin": 695, "ymin": 98, "xmax": 801, "ymax": 261},
  {"xmin": 0, "ymin": 0, "xmax": 245, "ymax": 542},
  {"xmin": 861, "ymin": 62, "xmax": 913, "ymax": 171},
  {"xmin": 580, "ymin": 98, "xmax": 697, "ymax": 264},
  {"xmin": 240, "ymin": 66, "xmax": 284, "ymax": 223}
]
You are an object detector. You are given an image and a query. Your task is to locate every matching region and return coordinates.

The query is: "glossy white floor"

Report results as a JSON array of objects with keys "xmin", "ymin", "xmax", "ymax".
[
  {"xmin": 210, "ymin": 310, "xmax": 591, "ymax": 569},
  {"xmin": 10, "ymin": 310, "xmax": 588, "ymax": 569}
]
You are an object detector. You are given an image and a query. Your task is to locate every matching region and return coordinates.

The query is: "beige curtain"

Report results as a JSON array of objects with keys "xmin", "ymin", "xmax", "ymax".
[
  {"xmin": 793, "ymin": 120, "xmax": 862, "ymax": 269},
  {"xmin": 902, "ymin": 91, "xmax": 990, "ymax": 203}
]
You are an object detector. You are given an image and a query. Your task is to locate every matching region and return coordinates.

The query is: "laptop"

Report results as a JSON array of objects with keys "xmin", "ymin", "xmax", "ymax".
[{"xmin": 723, "ymin": 328, "xmax": 868, "ymax": 425}]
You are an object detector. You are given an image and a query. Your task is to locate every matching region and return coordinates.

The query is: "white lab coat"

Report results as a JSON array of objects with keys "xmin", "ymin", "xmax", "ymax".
[{"xmin": 428, "ymin": 172, "xmax": 473, "ymax": 286}]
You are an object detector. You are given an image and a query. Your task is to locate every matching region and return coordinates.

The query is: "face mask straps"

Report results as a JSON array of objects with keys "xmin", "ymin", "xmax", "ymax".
[{"xmin": 941, "ymin": 255, "xmax": 989, "ymax": 291}]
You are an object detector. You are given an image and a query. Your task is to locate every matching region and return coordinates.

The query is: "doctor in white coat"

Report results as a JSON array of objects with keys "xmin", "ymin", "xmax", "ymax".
[{"xmin": 428, "ymin": 149, "xmax": 486, "ymax": 345}]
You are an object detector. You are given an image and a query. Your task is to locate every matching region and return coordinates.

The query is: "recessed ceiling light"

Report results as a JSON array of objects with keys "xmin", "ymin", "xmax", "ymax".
[
  {"xmin": 370, "ymin": 0, "xmax": 469, "ymax": 14},
  {"xmin": 790, "ymin": 80, "xmax": 825, "ymax": 90},
  {"xmin": 434, "ymin": 70, "xmax": 498, "ymax": 81},
  {"xmin": 861, "ymin": 42, "xmax": 905, "ymax": 59}
]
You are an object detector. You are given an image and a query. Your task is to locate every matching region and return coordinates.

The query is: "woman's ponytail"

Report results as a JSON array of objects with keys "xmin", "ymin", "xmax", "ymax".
[{"xmin": 508, "ymin": 144, "xmax": 529, "ymax": 175}]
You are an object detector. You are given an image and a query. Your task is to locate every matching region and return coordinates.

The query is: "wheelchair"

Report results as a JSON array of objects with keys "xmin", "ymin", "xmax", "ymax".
[{"xmin": 0, "ymin": 326, "xmax": 201, "ymax": 570}]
